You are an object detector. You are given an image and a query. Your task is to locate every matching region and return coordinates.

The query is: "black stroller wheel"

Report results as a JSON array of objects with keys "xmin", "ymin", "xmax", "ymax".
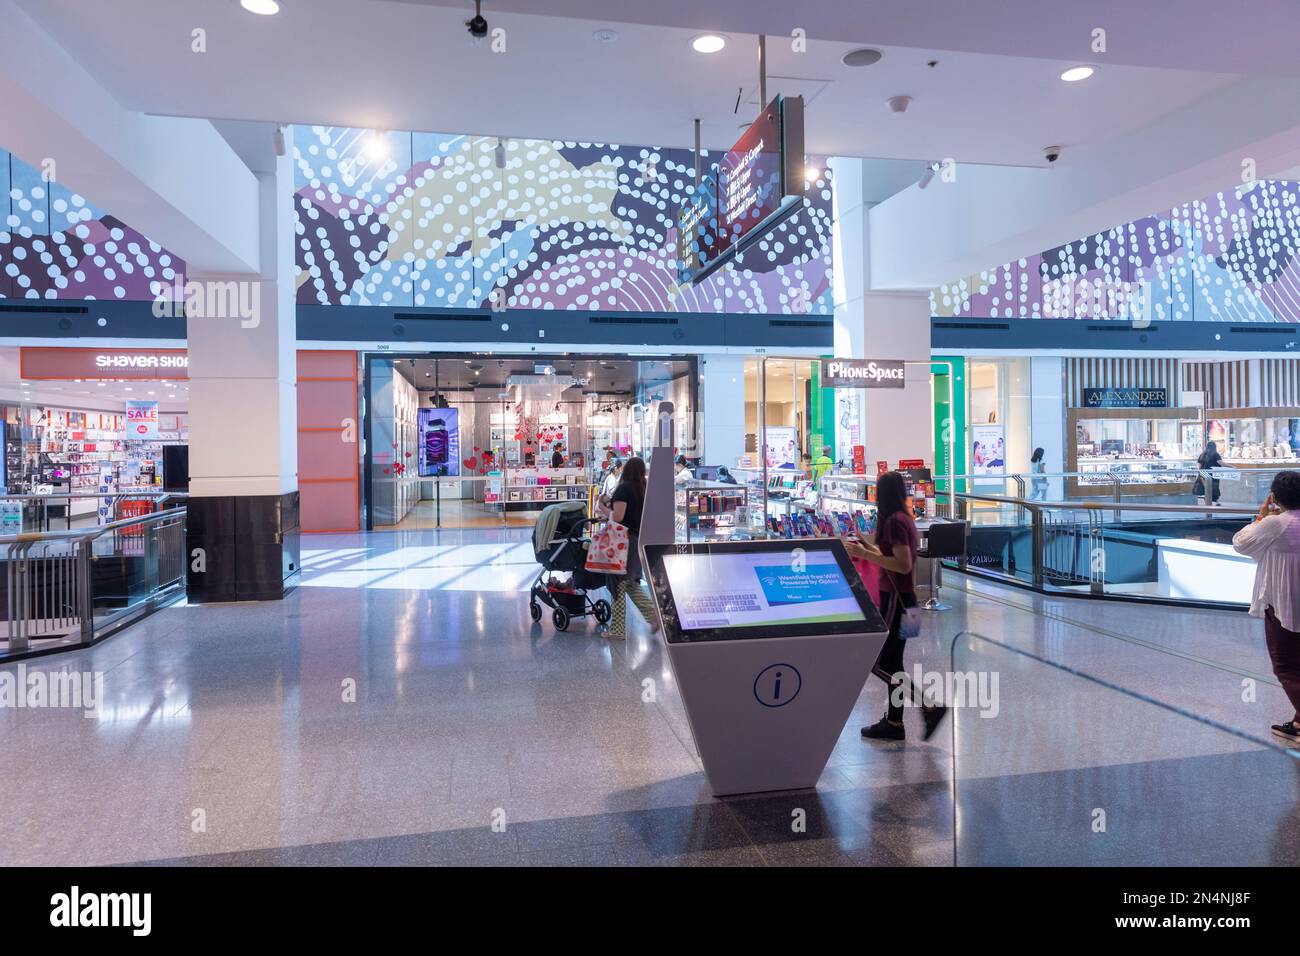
[
  {"xmin": 530, "ymin": 601, "xmax": 542, "ymax": 622},
  {"xmin": 552, "ymin": 607, "xmax": 570, "ymax": 631},
  {"xmin": 593, "ymin": 599, "xmax": 611, "ymax": 624}
]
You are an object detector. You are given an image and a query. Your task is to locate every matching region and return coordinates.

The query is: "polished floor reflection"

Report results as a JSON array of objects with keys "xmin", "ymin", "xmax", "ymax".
[{"xmin": 1, "ymin": 528, "xmax": 1294, "ymax": 867}]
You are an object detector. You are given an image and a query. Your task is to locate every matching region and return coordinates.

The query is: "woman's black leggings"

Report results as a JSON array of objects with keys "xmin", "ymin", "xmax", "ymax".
[{"xmin": 872, "ymin": 594, "xmax": 923, "ymax": 722}]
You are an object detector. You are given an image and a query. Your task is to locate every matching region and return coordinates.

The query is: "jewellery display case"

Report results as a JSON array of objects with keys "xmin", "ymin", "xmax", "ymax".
[
  {"xmin": 1067, "ymin": 407, "xmax": 1201, "ymax": 497},
  {"xmin": 1205, "ymin": 407, "xmax": 1300, "ymax": 467}
]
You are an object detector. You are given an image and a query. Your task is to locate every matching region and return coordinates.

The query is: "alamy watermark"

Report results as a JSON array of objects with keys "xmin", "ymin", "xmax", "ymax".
[
  {"xmin": 0, "ymin": 664, "xmax": 104, "ymax": 717},
  {"xmin": 890, "ymin": 665, "xmax": 1000, "ymax": 718},
  {"xmin": 152, "ymin": 278, "xmax": 262, "ymax": 328}
]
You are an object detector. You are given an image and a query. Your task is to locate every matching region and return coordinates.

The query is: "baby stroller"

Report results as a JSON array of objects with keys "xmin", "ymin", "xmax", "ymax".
[{"xmin": 528, "ymin": 500, "xmax": 612, "ymax": 632}]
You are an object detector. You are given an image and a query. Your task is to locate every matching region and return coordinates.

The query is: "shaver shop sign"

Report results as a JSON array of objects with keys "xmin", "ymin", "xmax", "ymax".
[{"xmin": 820, "ymin": 359, "xmax": 907, "ymax": 389}]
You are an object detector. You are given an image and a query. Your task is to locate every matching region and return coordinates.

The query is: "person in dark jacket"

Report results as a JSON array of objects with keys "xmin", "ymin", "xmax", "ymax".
[
  {"xmin": 845, "ymin": 471, "xmax": 949, "ymax": 742},
  {"xmin": 1197, "ymin": 441, "xmax": 1224, "ymax": 505}
]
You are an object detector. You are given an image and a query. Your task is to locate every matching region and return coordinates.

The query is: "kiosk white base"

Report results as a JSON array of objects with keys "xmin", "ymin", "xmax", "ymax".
[{"xmin": 667, "ymin": 630, "xmax": 885, "ymax": 796}]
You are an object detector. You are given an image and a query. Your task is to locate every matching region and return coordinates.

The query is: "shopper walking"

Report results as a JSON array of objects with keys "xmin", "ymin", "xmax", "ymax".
[
  {"xmin": 1196, "ymin": 441, "xmax": 1224, "ymax": 505},
  {"xmin": 1030, "ymin": 447, "xmax": 1048, "ymax": 500},
  {"xmin": 604, "ymin": 456, "xmax": 658, "ymax": 640},
  {"xmin": 1231, "ymin": 470, "xmax": 1300, "ymax": 745},
  {"xmin": 595, "ymin": 457, "xmax": 622, "ymax": 518},
  {"xmin": 845, "ymin": 470, "xmax": 949, "ymax": 742}
]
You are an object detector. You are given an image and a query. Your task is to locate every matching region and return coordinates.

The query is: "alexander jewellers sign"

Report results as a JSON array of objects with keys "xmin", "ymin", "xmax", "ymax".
[
  {"xmin": 1082, "ymin": 387, "xmax": 1168, "ymax": 408},
  {"xmin": 820, "ymin": 359, "xmax": 906, "ymax": 389}
]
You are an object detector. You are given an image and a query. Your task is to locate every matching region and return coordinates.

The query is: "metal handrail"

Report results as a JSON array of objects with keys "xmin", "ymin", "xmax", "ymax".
[
  {"xmin": 938, "ymin": 490, "xmax": 1256, "ymax": 516},
  {"xmin": 2, "ymin": 506, "xmax": 188, "ymax": 659},
  {"xmin": 931, "ymin": 487, "xmax": 1256, "ymax": 606}
]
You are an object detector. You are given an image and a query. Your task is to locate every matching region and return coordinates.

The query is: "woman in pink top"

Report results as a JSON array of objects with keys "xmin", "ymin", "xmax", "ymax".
[{"xmin": 1232, "ymin": 470, "xmax": 1300, "ymax": 745}]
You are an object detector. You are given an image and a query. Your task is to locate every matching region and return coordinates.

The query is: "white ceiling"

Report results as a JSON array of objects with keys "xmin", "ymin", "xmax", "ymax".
[{"xmin": 16, "ymin": 0, "xmax": 1245, "ymax": 166}]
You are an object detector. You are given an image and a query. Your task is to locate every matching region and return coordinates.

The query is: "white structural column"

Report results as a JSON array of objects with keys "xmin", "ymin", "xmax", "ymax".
[
  {"xmin": 700, "ymin": 354, "xmax": 747, "ymax": 467},
  {"xmin": 185, "ymin": 148, "xmax": 299, "ymax": 602},
  {"xmin": 832, "ymin": 157, "xmax": 937, "ymax": 468},
  {"xmin": 1030, "ymin": 357, "xmax": 1066, "ymax": 498},
  {"xmin": 187, "ymin": 150, "xmax": 297, "ymax": 499},
  {"xmin": 859, "ymin": 292, "xmax": 933, "ymax": 468}
]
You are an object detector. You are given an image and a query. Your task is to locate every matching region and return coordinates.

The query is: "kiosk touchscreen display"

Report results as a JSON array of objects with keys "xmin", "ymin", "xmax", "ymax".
[{"xmin": 643, "ymin": 540, "xmax": 886, "ymax": 643}]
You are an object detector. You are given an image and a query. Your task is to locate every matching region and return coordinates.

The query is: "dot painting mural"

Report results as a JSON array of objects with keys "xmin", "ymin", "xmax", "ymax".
[
  {"xmin": 291, "ymin": 127, "xmax": 834, "ymax": 314},
  {"xmin": 932, "ymin": 180, "xmax": 1300, "ymax": 323},
  {"xmin": 0, "ymin": 149, "xmax": 184, "ymax": 301}
]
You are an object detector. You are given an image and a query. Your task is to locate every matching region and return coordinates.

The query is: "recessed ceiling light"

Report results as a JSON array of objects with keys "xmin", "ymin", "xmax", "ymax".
[
  {"xmin": 240, "ymin": 0, "xmax": 281, "ymax": 14},
  {"xmin": 842, "ymin": 48, "xmax": 883, "ymax": 67},
  {"xmin": 593, "ymin": 28, "xmax": 618, "ymax": 43},
  {"xmin": 692, "ymin": 34, "xmax": 726, "ymax": 54},
  {"xmin": 1060, "ymin": 65, "xmax": 1095, "ymax": 82}
]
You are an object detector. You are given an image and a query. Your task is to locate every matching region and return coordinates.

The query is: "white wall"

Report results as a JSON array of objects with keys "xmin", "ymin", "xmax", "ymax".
[
  {"xmin": 701, "ymin": 353, "xmax": 745, "ymax": 467},
  {"xmin": 1030, "ymin": 356, "xmax": 1066, "ymax": 495}
]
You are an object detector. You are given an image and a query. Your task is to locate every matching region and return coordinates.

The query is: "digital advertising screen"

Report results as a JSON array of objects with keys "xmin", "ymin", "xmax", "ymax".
[
  {"xmin": 660, "ymin": 549, "xmax": 866, "ymax": 632},
  {"xmin": 418, "ymin": 407, "xmax": 460, "ymax": 477}
]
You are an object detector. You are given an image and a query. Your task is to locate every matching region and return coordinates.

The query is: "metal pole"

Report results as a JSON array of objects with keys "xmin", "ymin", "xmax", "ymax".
[
  {"xmin": 1031, "ymin": 508, "xmax": 1045, "ymax": 590},
  {"xmin": 693, "ymin": 118, "xmax": 701, "ymax": 187},
  {"xmin": 759, "ymin": 356, "xmax": 768, "ymax": 528},
  {"xmin": 758, "ymin": 34, "xmax": 767, "ymax": 108}
]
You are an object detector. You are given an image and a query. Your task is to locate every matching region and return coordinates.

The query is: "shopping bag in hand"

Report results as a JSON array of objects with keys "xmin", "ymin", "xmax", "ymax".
[{"xmin": 584, "ymin": 520, "xmax": 630, "ymax": 575}]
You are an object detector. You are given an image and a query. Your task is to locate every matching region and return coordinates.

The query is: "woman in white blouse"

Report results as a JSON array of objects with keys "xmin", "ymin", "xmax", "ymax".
[{"xmin": 1232, "ymin": 470, "xmax": 1300, "ymax": 745}]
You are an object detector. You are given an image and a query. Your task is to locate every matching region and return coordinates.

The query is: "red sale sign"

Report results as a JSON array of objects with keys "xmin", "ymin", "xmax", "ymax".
[{"xmin": 125, "ymin": 400, "xmax": 159, "ymax": 441}]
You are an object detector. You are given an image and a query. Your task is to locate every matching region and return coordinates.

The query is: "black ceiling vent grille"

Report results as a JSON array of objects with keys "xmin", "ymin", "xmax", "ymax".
[
  {"xmin": 1086, "ymin": 323, "xmax": 1160, "ymax": 332},
  {"xmin": 589, "ymin": 315, "xmax": 679, "ymax": 325},
  {"xmin": 933, "ymin": 321, "xmax": 1011, "ymax": 331},
  {"xmin": 769, "ymin": 318, "xmax": 833, "ymax": 328},
  {"xmin": 0, "ymin": 303, "xmax": 90, "ymax": 315},
  {"xmin": 395, "ymin": 311, "xmax": 492, "ymax": 322}
]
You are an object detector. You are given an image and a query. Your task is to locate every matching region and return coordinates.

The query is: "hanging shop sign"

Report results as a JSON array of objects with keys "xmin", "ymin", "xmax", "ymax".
[
  {"xmin": 125, "ymin": 400, "xmax": 160, "ymax": 440},
  {"xmin": 20, "ymin": 348, "xmax": 189, "ymax": 381},
  {"xmin": 677, "ymin": 95, "xmax": 806, "ymax": 284},
  {"xmin": 1083, "ymin": 387, "xmax": 1168, "ymax": 408},
  {"xmin": 819, "ymin": 359, "xmax": 906, "ymax": 389}
]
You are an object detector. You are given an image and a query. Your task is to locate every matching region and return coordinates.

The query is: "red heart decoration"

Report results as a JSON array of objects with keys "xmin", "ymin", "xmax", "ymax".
[
  {"xmin": 473, "ymin": 446, "xmax": 481, "ymax": 452},
  {"xmin": 463, "ymin": 457, "xmax": 478, "ymax": 471},
  {"xmin": 383, "ymin": 467, "xmax": 391, "ymax": 474}
]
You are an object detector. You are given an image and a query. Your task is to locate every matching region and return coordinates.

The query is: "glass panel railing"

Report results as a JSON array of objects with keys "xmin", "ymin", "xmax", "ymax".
[
  {"xmin": 952, "ymin": 631, "xmax": 1299, "ymax": 866},
  {"xmin": 88, "ymin": 508, "xmax": 186, "ymax": 638}
]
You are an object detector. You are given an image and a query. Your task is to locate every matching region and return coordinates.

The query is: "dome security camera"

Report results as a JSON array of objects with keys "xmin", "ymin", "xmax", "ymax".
[
  {"xmin": 1043, "ymin": 145, "xmax": 1062, "ymax": 164},
  {"xmin": 466, "ymin": 1, "xmax": 488, "ymax": 39}
]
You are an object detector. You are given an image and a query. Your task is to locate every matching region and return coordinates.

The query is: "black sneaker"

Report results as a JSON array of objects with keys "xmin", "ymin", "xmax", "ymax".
[
  {"xmin": 861, "ymin": 717, "xmax": 905, "ymax": 741},
  {"xmin": 1270, "ymin": 721, "xmax": 1300, "ymax": 745},
  {"xmin": 921, "ymin": 704, "xmax": 950, "ymax": 741}
]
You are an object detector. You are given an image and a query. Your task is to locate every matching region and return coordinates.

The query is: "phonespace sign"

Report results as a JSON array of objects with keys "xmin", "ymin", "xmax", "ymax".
[{"xmin": 819, "ymin": 359, "xmax": 906, "ymax": 389}]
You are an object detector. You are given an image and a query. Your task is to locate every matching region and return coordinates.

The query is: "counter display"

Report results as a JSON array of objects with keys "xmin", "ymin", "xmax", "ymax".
[
  {"xmin": 1067, "ymin": 406, "xmax": 1201, "ymax": 496},
  {"xmin": 1206, "ymin": 407, "xmax": 1300, "ymax": 467}
]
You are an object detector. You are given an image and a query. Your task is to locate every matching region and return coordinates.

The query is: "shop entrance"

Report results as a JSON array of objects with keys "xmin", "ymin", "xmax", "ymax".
[
  {"xmin": 2, "ymin": 346, "xmax": 189, "ymax": 531},
  {"xmin": 363, "ymin": 352, "xmax": 698, "ymax": 531}
]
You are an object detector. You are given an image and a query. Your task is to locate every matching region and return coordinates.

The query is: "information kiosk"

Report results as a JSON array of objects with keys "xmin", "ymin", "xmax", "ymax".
[{"xmin": 642, "ymin": 538, "xmax": 888, "ymax": 796}]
